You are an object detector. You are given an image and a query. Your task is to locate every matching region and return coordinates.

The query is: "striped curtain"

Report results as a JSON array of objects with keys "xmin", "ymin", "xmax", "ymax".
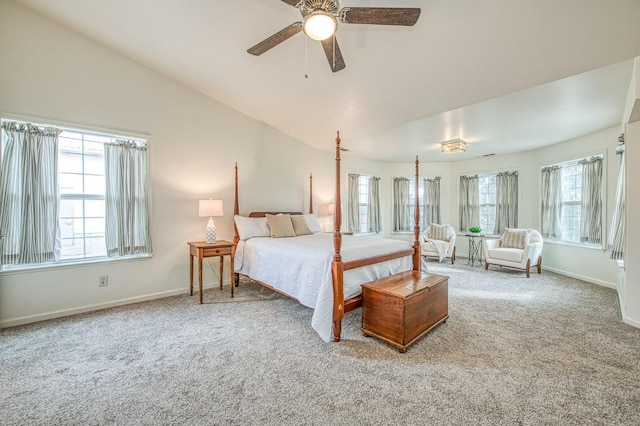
[
  {"xmin": 393, "ymin": 178, "xmax": 410, "ymax": 232},
  {"xmin": 540, "ymin": 166, "xmax": 562, "ymax": 239},
  {"xmin": 367, "ymin": 176, "xmax": 381, "ymax": 233},
  {"xmin": 609, "ymin": 147, "xmax": 625, "ymax": 260},
  {"xmin": 347, "ymin": 173, "xmax": 360, "ymax": 233},
  {"xmin": 423, "ymin": 177, "xmax": 440, "ymax": 227},
  {"xmin": 0, "ymin": 122, "xmax": 61, "ymax": 265},
  {"xmin": 579, "ymin": 156, "xmax": 603, "ymax": 245},
  {"xmin": 459, "ymin": 175, "xmax": 479, "ymax": 232},
  {"xmin": 494, "ymin": 171, "xmax": 518, "ymax": 234},
  {"xmin": 104, "ymin": 140, "xmax": 152, "ymax": 257}
]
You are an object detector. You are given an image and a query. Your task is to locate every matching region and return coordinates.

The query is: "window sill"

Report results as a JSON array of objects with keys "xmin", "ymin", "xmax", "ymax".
[
  {"xmin": 542, "ymin": 239, "xmax": 603, "ymax": 251},
  {"xmin": 0, "ymin": 254, "xmax": 152, "ymax": 276}
]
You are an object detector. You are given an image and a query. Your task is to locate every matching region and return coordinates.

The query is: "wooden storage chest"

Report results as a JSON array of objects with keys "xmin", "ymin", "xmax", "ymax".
[{"xmin": 361, "ymin": 271, "xmax": 448, "ymax": 352}]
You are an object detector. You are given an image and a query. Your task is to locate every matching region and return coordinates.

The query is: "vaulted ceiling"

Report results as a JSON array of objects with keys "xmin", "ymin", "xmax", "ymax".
[{"xmin": 16, "ymin": 0, "xmax": 640, "ymax": 162}]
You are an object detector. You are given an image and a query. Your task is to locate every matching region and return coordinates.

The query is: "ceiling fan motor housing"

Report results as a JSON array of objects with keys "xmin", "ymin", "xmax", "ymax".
[{"xmin": 299, "ymin": 0, "xmax": 339, "ymax": 16}]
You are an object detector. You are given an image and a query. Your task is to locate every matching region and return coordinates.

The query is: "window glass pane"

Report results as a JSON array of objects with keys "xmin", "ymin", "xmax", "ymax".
[
  {"xmin": 58, "ymin": 152, "xmax": 83, "ymax": 173},
  {"xmin": 59, "ymin": 199, "xmax": 84, "ymax": 218},
  {"xmin": 60, "ymin": 218, "xmax": 84, "ymax": 240},
  {"xmin": 85, "ymin": 218, "xmax": 105, "ymax": 236},
  {"xmin": 84, "ymin": 175, "xmax": 105, "ymax": 195},
  {"xmin": 59, "ymin": 173, "xmax": 83, "ymax": 194},
  {"xmin": 85, "ymin": 200, "xmax": 105, "ymax": 218},
  {"xmin": 84, "ymin": 153, "xmax": 105, "ymax": 175},
  {"xmin": 60, "ymin": 238, "xmax": 86, "ymax": 259}
]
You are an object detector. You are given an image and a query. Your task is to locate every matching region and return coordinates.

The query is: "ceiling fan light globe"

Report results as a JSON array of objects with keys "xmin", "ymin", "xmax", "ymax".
[{"xmin": 303, "ymin": 11, "xmax": 337, "ymax": 41}]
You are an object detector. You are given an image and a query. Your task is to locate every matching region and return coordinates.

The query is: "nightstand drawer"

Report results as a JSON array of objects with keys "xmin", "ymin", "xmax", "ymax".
[{"xmin": 202, "ymin": 246, "xmax": 232, "ymax": 257}]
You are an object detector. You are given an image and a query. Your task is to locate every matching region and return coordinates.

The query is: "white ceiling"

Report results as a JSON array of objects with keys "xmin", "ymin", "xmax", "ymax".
[{"xmin": 16, "ymin": 0, "xmax": 640, "ymax": 162}]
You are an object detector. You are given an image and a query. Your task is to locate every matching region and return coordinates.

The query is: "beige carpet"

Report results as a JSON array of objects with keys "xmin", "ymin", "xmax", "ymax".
[{"xmin": 1, "ymin": 262, "xmax": 639, "ymax": 425}]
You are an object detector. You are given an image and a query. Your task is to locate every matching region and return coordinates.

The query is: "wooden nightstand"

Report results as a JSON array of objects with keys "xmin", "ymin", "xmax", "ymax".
[{"xmin": 188, "ymin": 240, "xmax": 236, "ymax": 303}]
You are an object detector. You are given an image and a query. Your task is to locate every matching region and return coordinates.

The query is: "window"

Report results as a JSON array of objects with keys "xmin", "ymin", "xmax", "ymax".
[
  {"xmin": 357, "ymin": 175, "xmax": 369, "ymax": 232},
  {"xmin": 347, "ymin": 173, "xmax": 381, "ymax": 234},
  {"xmin": 0, "ymin": 119, "xmax": 151, "ymax": 269},
  {"xmin": 541, "ymin": 156, "xmax": 603, "ymax": 246},
  {"xmin": 58, "ymin": 131, "xmax": 108, "ymax": 260},
  {"xmin": 478, "ymin": 174, "xmax": 496, "ymax": 234},
  {"xmin": 560, "ymin": 162, "xmax": 582, "ymax": 242},
  {"xmin": 392, "ymin": 177, "xmax": 427, "ymax": 232},
  {"xmin": 460, "ymin": 171, "xmax": 517, "ymax": 234}
]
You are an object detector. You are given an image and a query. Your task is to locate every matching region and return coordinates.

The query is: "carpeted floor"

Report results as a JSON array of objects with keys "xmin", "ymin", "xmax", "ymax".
[{"xmin": 1, "ymin": 262, "xmax": 640, "ymax": 425}]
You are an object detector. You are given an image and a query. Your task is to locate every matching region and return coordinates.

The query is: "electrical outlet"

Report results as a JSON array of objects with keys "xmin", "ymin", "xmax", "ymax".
[{"xmin": 98, "ymin": 275, "xmax": 109, "ymax": 287}]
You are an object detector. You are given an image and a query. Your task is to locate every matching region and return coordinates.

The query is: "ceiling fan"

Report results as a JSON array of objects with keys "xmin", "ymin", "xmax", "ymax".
[{"xmin": 247, "ymin": 0, "xmax": 421, "ymax": 72}]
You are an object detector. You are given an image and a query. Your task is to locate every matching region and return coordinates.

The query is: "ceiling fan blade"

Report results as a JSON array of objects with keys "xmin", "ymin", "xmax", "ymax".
[
  {"xmin": 340, "ymin": 7, "xmax": 421, "ymax": 26},
  {"xmin": 321, "ymin": 36, "xmax": 346, "ymax": 73},
  {"xmin": 280, "ymin": 0, "xmax": 300, "ymax": 6},
  {"xmin": 247, "ymin": 22, "xmax": 302, "ymax": 56}
]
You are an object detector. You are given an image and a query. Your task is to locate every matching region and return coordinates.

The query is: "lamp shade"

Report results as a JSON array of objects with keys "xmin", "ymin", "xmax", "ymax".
[
  {"xmin": 328, "ymin": 203, "xmax": 335, "ymax": 215},
  {"xmin": 303, "ymin": 11, "xmax": 337, "ymax": 41},
  {"xmin": 198, "ymin": 199, "xmax": 223, "ymax": 217}
]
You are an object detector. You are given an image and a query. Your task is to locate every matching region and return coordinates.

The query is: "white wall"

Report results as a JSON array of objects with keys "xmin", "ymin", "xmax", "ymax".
[
  {"xmin": 621, "ymin": 57, "xmax": 640, "ymax": 327},
  {"xmin": 0, "ymin": 1, "xmax": 342, "ymax": 326}
]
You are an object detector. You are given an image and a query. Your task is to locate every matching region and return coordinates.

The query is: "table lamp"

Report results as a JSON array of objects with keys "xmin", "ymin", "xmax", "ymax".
[{"xmin": 198, "ymin": 198, "xmax": 223, "ymax": 243}]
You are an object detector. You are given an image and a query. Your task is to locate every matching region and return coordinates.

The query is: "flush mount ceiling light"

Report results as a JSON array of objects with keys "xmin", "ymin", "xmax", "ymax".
[
  {"xmin": 303, "ymin": 10, "xmax": 337, "ymax": 41},
  {"xmin": 441, "ymin": 139, "xmax": 467, "ymax": 154}
]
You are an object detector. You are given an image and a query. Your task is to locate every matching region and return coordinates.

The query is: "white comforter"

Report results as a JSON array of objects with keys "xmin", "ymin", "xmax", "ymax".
[{"xmin": 235, "ymin": 233, "xmax": 423, "ymax": 342}]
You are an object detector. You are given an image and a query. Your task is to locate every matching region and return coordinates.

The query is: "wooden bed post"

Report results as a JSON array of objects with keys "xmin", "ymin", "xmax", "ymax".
[
  {"xmin": 413, "ymin": 156, "xmax": 422, "ymax": 273},
  {"xmin": 233, "ymin": 162, "xmax": 240, "ymax": 245},
  {"xmin": 309, "ymin": 173, "xmax": 313, "ymax": 214},
  {"xmin": 332, "ymin": 131, "xmax": 345, "ymax": 342}
]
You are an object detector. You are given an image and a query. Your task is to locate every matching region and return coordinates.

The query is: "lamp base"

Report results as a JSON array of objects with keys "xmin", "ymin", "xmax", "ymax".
[{"xmin": 205, "ymin": 217, "xmax": 216, "ymax": 244}]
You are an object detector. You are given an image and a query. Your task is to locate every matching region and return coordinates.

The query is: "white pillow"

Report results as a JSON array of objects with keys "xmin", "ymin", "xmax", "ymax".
[
  {"xmin": 303, "ymin": 214, "xmax": 323, "ymax": 233},
  {"xmin": 234, "ymin": 215, "xmax": 270, "ymax": 240}
]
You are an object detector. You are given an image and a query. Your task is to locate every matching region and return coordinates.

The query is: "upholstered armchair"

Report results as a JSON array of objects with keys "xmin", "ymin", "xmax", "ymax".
[
  {"xmin": 420, "ymin": 224, "xmax": 456, "ymax": 264},
  {"xmin": 483, "ymin": 228, "xmax": 543, "ymax": 277}
]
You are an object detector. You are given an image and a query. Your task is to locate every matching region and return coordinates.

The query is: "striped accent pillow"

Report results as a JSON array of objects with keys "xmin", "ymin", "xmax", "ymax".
[
  {"xmin": 500, "ymin": 228, "xmax": 531, "ymax": 249},
  {"xmin": 429, "ymin": 223, "xmax": 449, "ymax": 241}
]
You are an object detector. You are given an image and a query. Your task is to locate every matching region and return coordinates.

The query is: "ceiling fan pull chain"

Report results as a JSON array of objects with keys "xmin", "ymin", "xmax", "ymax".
[{"xmin": 305, "ymin": 34, "xmax": 309, "ymax": 78}]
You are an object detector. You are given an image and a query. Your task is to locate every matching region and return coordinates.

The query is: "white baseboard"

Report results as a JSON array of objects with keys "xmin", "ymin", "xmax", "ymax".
[
  {"xmin": 622, "ymin": 314, "xmax": 640, "ymax": 328},
  {"xmin": 617, "ymin": 291, "xmax": 640, "ymax": 328},
  {"xmin": 0, "ymin": 283, "xmax": 221, "ymax": 329},
  {"xmin": 542, "ymin": 265, "xmax": 617, "ymax": 289}
]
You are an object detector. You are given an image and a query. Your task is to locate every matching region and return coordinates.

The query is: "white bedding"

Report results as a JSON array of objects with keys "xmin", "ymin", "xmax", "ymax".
[{"xmin": 235, "ymin": 233, "xmax": 425, "ymax": 342}]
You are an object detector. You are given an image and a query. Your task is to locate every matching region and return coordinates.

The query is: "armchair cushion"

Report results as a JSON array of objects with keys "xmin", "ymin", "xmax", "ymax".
[
  {"xmin": 487, "ymin": 247, "xmax": 524, "ymax": 263},
  {"xmin": 500, "ymin": 228, "xmax": 531, "ymax": 249},
  {"xmin": 429, "ymin": 223, "xmax": 450, "ymax": 242}
]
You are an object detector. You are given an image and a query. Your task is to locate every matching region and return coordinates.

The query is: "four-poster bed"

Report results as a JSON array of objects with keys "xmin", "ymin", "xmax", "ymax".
[{"xmin": 233, "ymin": 132, "xmax": 423, "ymax": 342}]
